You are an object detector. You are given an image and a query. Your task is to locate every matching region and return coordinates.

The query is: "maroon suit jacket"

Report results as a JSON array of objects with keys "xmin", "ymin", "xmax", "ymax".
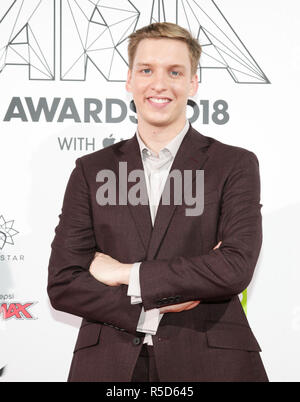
[{"xmin": 47, "ymin": 124, "xmax": 268, "ymax": 382}]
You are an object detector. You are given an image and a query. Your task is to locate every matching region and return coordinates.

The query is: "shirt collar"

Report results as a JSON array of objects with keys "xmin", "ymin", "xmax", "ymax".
[{"xmin": 136, "ymin": 120, "xmax": 190, "ymax": 159}]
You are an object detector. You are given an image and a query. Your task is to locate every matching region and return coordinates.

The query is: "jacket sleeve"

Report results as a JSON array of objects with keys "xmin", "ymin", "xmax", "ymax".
[
  {"xmin": 139, "ymin": 151, "xmax": 263, "ymax": 311},
  {"xmin": 47, "ymin": 158, "xmax": 142, "ymax": 334}
]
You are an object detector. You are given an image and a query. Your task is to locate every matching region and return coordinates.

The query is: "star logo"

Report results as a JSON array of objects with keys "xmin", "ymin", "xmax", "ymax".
[{"xmin": 0, "ymin": 215, "xmax": 19, "ymax": 250}]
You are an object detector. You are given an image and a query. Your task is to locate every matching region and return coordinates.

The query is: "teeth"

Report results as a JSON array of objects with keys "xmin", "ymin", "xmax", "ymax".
[{"xmin": 149, "ymin": 98, "xmax": 170, "ymax": 104}]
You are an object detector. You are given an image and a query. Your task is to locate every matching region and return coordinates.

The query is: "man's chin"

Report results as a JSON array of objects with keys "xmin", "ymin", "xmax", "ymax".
[
  {"xmin": 140, "ymin": 115, "xmax": 174, "ymax": 128},
  {"xmin": 147, "ymin": 120, "xmax": 171, "ymax": 128}
]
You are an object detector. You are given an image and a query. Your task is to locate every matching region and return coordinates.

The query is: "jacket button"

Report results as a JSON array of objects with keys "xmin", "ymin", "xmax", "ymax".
[
  {"xmin": 133, "ymin": 337, "xmax": 141, "ymax": 346},
  {"xmin": 174, "ymin": 295, "xmax": 180, "ymax": 302}
]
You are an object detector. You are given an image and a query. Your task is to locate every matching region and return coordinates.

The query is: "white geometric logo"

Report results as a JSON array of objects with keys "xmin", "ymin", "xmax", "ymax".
[
  {"xmin": 150, "ymin": 0, "xmax": 269, "ymax": 83},
  {"xmin": 0, "ymin": 0, "xmax": 269, "ymax": 83},
  {"xmin": 0, "ymin": 0, "xmax": 55, "ymax": 80},
  {"xmin": 61, "ymin": 0, "xmax": 139, "ymax": 81}
]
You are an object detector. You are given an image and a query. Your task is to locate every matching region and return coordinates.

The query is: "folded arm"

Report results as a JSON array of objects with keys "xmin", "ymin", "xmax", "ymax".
[
  {"xmin": 138, "ymin": 151, "xmax": 263, "ymax": 311},
  {"xmin": 47, "ymin": 158, "xmax": 142, "ymax": 335}
]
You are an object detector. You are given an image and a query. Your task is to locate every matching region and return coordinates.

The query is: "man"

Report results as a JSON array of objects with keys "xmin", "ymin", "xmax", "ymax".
[{"xmin": 47, "ymin": 22, "xmax": 268, "ymax": 382}]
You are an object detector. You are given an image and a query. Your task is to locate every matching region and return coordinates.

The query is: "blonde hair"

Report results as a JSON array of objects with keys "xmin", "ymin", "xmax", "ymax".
[{"xmin": 128, "ymin": 22, "xmax": 201, "ymax": 75}]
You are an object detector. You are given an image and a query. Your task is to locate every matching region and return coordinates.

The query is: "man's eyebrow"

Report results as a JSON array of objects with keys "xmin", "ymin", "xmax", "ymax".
[
  {"xmin": 168, "ymin": 64, "xmax": 186, "ymax": 69},
  {"xmin": 135, "ymin": 62, "xmax": 186, "ymax": 69},
  {"xmin": 135, "ymin": 63, "xmax": 151, "ymax": 67}
]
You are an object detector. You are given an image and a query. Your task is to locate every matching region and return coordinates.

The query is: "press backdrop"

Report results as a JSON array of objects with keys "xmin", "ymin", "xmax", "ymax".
[{"xmin": 0, "ymin": 0, "xmax": 300, "ymax": 382}]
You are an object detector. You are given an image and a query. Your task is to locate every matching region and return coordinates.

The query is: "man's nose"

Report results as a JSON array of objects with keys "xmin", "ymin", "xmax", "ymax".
[{"xmin": 150, "ymin": 71, "xmax": 167, "ymax": 92}]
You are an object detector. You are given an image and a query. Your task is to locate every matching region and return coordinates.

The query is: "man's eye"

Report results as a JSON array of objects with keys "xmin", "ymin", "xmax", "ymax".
[
  {"xmin": 142, "ymin": 69, "xmax": 151, "ymax": 74},
  {"xmin": 170, "ymin": 71, "xmax": 180, "ymax": 77}
]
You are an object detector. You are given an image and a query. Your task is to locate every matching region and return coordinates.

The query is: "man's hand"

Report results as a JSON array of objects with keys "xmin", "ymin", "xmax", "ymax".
[
  {"xmin": 159, "ymin": 300, "xmax": 200, "ymax": 314},
  {"xmin": 89, "ymin": 239, "xmax": 222, "ymax": 299},
  {"xmin": 89, "ymin": 252, "xmax": 132, "ymax": 286},
  {"xmin": 213, "ymin": 241, "xmax": 222, "ymax": 250},
  {"xmin": 159, "ymin": 240, "xmax": 222, "ymax": 314}
]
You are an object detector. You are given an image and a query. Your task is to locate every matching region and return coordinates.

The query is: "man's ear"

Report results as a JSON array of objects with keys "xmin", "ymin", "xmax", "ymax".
[
  {"xmin": 189, "ymin": 73, "xmax": 199, "ymax": 97},
  {"xmin": 126, "ymin": 69, "xmax": 132, "ymax": 93}
]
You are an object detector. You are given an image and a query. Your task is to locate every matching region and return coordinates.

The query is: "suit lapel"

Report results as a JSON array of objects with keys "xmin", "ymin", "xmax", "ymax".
[
  {"xmin": 114, "ymin": 125, "xmax": 211, "ymax": 259},
  {"xmin": 146, "ymin": 125, "xmax": 210, "ymax": 260},
  {"xmin": 114, "ymin": 134, "xmax": 153, "ymax": 254}
]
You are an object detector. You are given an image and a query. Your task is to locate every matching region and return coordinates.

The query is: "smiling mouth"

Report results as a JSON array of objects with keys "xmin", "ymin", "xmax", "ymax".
[{"xmin": 147, "ymin": 97, "xmax": 172, "ymax": 106}]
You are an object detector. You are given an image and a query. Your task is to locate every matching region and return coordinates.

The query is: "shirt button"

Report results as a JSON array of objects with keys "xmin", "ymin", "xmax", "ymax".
[{"xmin": 133, "ymin": 337, "xmax": 141, "ymax": 346}]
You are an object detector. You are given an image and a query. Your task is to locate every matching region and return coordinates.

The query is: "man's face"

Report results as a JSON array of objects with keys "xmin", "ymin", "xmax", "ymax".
[{"xmin": 126, "ymin": 38, "xmax": 198, "ymax": 129}]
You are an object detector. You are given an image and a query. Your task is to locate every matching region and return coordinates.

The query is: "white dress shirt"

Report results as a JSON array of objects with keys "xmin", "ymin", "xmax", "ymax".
[{"xmin": 127, "ymin": 120, "xmax": 190, "ymax": 345}]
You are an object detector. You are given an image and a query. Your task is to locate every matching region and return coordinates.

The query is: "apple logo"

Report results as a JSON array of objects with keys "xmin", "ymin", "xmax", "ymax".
[{"xmin": 102, "ymin": 134, "xmax": 115, "ymax": 148}]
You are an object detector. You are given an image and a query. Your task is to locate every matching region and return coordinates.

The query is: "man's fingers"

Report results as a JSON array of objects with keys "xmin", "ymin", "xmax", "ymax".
[
  {"xmin": 94, "ymin": 252, "xmax": 105, "ymax": 259},
  {"xmin": 183, "ymin": 301, "xmax": 200, "ymax": 311},
  {"xmin": 160, "ymin": 300, "xmax": 200, "ymax": 313},
  {"xmin": 213, "ymin": 241, "xmax": 222, "ymax": 250}
]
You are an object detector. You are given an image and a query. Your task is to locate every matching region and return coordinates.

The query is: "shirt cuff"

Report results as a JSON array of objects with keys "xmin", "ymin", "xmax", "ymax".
[
  {"xmin": 137, "ymin": 306, "xmax": 162, "ymax": 335},
  {"xmin": 127, "ymin": 262, "xmax": 142, "ymax": 304}
]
